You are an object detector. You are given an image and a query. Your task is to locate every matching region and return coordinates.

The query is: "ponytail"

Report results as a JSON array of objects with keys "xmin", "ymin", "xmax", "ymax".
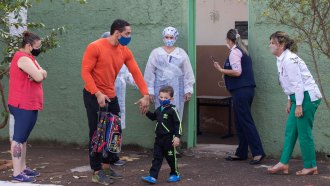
[{"xmin": 226, "ymin": 29, "xmax": 249, "ymax": 55}]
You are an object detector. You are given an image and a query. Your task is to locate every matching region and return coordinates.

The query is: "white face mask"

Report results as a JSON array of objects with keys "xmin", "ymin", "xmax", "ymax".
[
  {"xmin": 269, "ymin": 44, "xmax": 278, "ymax": 55},
  {"xmin": 163, "ymin": 38, "xmax": 176, "ymax": 47}
]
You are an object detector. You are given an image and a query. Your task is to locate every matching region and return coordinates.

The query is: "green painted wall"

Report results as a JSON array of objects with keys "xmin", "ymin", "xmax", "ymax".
[
  {"xmin": 0, "ymin": 0, "xmax": 192, "ymax": 148},
  {"xmin": 249, "ymin": 1, "xmax": 330, "ymax": 157}
]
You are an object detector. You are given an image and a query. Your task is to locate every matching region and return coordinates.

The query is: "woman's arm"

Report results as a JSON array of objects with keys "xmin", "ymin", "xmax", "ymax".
[
  {"xmin": 225, "ymin": 49, "xmax": 242, "ymax": 77},
  {"xmin": 17, "ymin": 56, "xmax": 45, "ymax": 82},
  {"xmin": 285, "ymin": 57, "xmax": 304, "ymax": 117}
]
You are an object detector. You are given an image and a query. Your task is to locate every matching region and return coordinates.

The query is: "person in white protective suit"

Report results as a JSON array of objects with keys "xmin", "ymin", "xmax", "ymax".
[
  {"xmin": 144, "ymin": 27, "xmax": 195, "ymax": 120},
  {"xmin": 101, "ymin": 32, "xmax": 137, "ymax": 129}
]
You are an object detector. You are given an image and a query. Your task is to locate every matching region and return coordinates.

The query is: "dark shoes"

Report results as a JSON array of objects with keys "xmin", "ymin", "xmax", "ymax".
[
  {"xmin": 225, "ymin": 155, "xmax": 247, "ymax": 161},
  {"xmin": 225, "ymin": 154, "xmax": 266, "ymax": 165},
  {"xmin": 249, "ymin": 154, "xmax": 266, "ymax": 165},
  {"xmin": 112, "ymin": 160, "xmax": 126, "ymax": 166}
]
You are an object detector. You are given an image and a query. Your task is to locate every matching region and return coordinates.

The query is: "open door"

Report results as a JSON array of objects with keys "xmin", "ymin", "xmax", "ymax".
[{"xmin": 195, "ymin": 0, "xmax": 248, "ymax": 145}]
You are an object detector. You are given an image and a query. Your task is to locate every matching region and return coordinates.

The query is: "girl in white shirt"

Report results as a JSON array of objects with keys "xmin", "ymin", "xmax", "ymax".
[{"xmin": 267, "ymin": 31, "xmax": 322, "ymax": 176}]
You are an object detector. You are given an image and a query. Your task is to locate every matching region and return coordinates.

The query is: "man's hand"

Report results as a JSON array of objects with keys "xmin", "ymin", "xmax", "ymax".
[
  {"xmin": 149, "ymin": 94, "xmax": 155, "ymax": 104},
  {"xmin": 285, "ymin": 100, "xmax": 291, "ymax": 115},
  {"xmin": 95, "ymin": 91, "xmax": 110, "ymax": 108},
  {"xmin": 295, "ymin": 105, "xmax": 303, "ymax": 118},
  {"xmin": 135, "ymin": 95, "xmax": 150, "ymax": 114},
  {"xmin": 184, "ymin": 93, "xmax": 192, "ymax": 102},
  {"xmin": 172, "ymin": 137, "xmax": 180, "ymax": 147}
]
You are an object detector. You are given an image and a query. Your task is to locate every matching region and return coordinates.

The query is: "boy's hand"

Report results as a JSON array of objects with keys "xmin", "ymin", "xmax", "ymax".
[{"xmin": 172, "ymin": 137, "xmax": 180, "ymax": 147}]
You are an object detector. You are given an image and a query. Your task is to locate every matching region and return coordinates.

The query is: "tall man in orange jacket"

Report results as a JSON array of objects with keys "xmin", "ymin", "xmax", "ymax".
[{"xmin": 81, "ymin": 19, "xmax": 149, "ymax": 185}]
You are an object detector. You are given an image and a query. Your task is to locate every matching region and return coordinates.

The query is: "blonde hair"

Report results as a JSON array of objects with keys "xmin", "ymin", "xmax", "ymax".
[{"xmin": 270, "ymin": 31, "xmax": 297, "ymax": 53}]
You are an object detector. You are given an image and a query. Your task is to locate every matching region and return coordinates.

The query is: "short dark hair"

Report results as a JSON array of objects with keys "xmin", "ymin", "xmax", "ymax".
[
  {"xmin": 110, "ymin": 19, "xmax": 130, "ymax": 35},
  {"xmin": 159, "ymin": 86, "xmax": 174, "ymax": 97},
  {"xmin": 20, "ymin": 31, "xmax": 41, "ymax": 48}
]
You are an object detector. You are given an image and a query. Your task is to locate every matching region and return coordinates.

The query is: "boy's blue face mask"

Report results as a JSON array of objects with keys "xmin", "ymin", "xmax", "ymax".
[{"xmin": 159, "ymin": 98, "xmax": 171, "ymax": 107}]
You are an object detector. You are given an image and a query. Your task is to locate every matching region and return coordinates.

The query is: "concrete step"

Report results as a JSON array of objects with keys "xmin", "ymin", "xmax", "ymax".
[{"xmin": 188, "ymin": 144, "xmax": 237, "ymax": 158}]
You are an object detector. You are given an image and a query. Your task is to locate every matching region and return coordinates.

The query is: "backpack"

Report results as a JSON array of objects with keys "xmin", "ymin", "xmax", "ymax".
[{"xmin": 90, "ymin": 111, "xmax": 122, "ymax": 158}]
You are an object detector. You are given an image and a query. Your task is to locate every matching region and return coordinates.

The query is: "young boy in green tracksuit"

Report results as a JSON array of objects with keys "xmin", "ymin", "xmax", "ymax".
[{"xmin": 141, "ymin": 85, "xmax": 182, "ymax": 184}]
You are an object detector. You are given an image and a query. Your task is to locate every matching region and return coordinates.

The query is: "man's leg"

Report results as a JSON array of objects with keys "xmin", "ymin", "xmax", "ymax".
[
  {"xmin": 83, "ymin": 89, "xmax": 103, "ymax": 171},
  {"xmin": 83, "ymin": 89, "xmax": 114, "ymax": 185},
  {"xmin": 100, "ymin": 97, "xmax": 123, "ymax": 178}
]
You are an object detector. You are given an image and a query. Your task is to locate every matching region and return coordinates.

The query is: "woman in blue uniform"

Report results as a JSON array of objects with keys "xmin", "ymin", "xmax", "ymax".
[{"xmin": 213, "ymin": 29, "xmax": 265, "ymax": 165}]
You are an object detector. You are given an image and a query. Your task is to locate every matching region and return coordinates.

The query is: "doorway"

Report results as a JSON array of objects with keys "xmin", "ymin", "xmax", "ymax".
[{"xmin": 195, "ymin": 0, "xmax": 249, "ymax": 145}]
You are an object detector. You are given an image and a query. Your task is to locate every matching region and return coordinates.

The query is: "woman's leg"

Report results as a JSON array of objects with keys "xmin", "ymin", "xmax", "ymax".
[
  {"xmin": 22, "ymin": 142, "xmax": 27, "ymax": 169},
  {"xmin": 11, "ymin": 141, "xmax": 24, "ymax": 176},
  {"xmin": 231, "ymin": 90, "xmax": 248, "ymax": 159},
  {"xmin": 279, "ymin": 103, "xmax": 298, "ymax": 164},
  {"xmin": 297, "ymin": 99, "xmax": 320, "ymax": 168},
  {"xmin": 233, "ymin": 88, "xmax": 265, "ymax": 158},
  {"xmin": 9, "ymin": 106, "xmax": 36, "ymax": 176}
]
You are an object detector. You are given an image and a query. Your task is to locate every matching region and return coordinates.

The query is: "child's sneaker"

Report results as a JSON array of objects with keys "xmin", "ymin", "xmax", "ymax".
[
  {"xmin": 141, "ymin": 175, "xmax": 157, "ymax": 184},
  {"xmin": 12, "ymin": 173, "xmax": 36, "ymax": 183},
  {"xmin": 23, "ymin": 167, "xmax": 40, "ymax": 177},
  {"xmin": 167, "ymin": 175, "xmax": 181, "ymax": 182},
  {"xmin": 103, "ymin": 168, "xmax": 123, "ymax": 179},
  {"xmin": 92, "ymin": 170, "xmax": 114, "ymax": 185}
]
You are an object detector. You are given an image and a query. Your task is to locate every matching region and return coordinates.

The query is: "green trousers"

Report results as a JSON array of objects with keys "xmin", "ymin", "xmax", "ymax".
[{"xmin": 280, "ymin": 91, "xmax": 321, "ymax": 168}]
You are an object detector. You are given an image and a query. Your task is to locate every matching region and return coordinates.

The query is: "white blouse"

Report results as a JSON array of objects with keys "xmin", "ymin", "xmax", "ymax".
[{"xmin": 277, "ymin": 49, "xmax": 322, "ymax": 105}]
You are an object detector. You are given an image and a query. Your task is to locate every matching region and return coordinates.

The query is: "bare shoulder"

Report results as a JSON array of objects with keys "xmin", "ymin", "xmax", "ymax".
[{"xmin": 17, "ymin": 56, "xmax": 33, "ymax": 65}]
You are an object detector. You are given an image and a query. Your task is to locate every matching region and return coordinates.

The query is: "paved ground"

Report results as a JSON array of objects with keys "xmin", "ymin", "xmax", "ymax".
[{"xmin": 0, "ymin": 141, "xmax": 329, "ymax": 186}]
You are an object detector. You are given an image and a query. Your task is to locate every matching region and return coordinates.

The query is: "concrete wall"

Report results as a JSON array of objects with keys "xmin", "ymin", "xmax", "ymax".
[
  {"xmin": 0, "ymin": 0, "xmax": 190, "ymax": 148},
  {"xmin": 249, "ymin": 1, "xmax": 330, "ymax": 157},
  {"xmin": 196, "ymin": 0, "xmax": 248, "ymax": 45}
]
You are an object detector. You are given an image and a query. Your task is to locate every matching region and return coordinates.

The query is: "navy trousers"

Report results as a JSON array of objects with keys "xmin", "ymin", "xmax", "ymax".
[{"xmin": 230, "ymin": 87, "xmax": 265, "ymax": 159}]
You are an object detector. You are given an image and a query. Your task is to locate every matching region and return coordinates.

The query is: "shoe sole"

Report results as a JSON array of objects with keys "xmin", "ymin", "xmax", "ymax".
[
  {"xmin": 167, "ymin": 178, "xmax": 181, "ymax": 183},
  {"xmin": 12, "ymin": 179, "xmax": 36, "ymax": 183},
  {"xmin": 109, "ymin": 176, "xmax": 123, "ymax": 179},
  {"xmin": 142, "ymin": 179, "xmax": 156, "ymax": 184},
  {"xmin": 113, "ymin": 164, "xmax": 125, "ymax": 166},
  {"xmin": 92, "ymin": 178, "xmax": 113, "ymax": 185}
]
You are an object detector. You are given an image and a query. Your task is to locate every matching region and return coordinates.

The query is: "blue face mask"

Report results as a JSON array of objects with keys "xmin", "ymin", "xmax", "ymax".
[
  {"xmin": 118, "ymin": 35, "xmax": 131, "ymax": 46},
  {"xmin": 159, "ymin": 98, "xmax": 171, "ymax": 107}
]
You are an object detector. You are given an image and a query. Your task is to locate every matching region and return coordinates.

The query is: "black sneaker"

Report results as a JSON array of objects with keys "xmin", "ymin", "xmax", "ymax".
[
  {"xmin": 92, "ymin": 170, "xmax": 114, "ymax": 185},
  {"xmin": 113, "ymin": 160, "xmax": 126, "ymax": 166}
]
